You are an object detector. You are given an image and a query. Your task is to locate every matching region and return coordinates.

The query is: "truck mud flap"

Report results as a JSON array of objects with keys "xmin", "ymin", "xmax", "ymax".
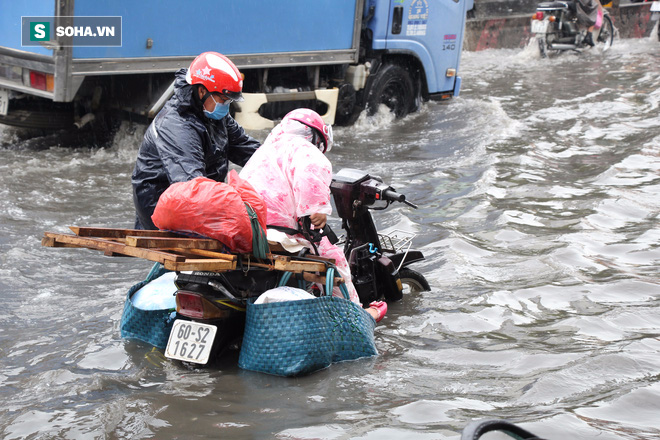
[{"xmin": 234, "ymin": 89, "xmax": 338, "ymax": 130}]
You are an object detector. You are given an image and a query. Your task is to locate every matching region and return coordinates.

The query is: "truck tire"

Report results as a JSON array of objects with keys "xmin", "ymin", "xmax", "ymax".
[
  {"xmin": 334, "ymin": 83, "xmax": 361, "ymax": 126},
  {"xmin": 365, "ymin": 63, "xmax": 416, "ymax": 118},
  {"xmin": 0, "ymin": 100, "xmax": 74, "ymax": 130}
]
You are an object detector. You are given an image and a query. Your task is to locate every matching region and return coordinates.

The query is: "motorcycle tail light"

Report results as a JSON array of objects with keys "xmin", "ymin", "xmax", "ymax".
[
  {"xmin": 176, "ymin": 290, "xmax": 229, "ymax": 319},
  {"xmin": 535, "ymin": 11, "xmax": 544, "ymax": 20}
]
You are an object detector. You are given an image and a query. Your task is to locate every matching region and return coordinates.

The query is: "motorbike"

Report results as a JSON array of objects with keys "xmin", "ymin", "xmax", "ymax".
[
  {"xmin": 159, "ymin": 168, "xmax": 430, "ymax": 366},
  {"xmin": 531, "ymin": 1, "xmax": 615, "ymax": 57}
]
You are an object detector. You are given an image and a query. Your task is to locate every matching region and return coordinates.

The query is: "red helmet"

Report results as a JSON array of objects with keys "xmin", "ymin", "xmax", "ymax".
[
  {"xmin": 185, "ymin": 52, "xmax": 244, "ymax": 101},
  {"xmin": 284, "ymin": 108, "xmax": 333, "ymax": 153}
]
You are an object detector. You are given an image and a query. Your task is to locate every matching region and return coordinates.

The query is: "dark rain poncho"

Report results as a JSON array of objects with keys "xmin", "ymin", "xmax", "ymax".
[
  {"xmin": 131, "ymin": 68, "xmax": 260, "ymax": 230},
  {"xmin": 576, "ymin": 0, "xmax": 600, "ymax": 27}
]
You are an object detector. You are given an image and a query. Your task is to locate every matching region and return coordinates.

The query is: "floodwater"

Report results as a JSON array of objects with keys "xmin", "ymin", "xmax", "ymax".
[{"xmin": 1, "ymin": 37, "xmax": 659, "ymax": 439}]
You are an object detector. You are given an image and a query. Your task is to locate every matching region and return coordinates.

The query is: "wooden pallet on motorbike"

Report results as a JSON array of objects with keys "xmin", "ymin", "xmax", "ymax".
[
  {"xmin": 42, "ymin": 226, "xmax": 336, "ymax": 277},
  {"xmin": 42, "ymin": 227, "xmax": 236, "ymax": 271}
]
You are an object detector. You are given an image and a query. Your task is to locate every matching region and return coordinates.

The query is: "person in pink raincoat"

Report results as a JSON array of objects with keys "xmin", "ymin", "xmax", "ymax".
[{"xmin": 239, "ymin": 109, "xmax": 387, "ymax": 323}]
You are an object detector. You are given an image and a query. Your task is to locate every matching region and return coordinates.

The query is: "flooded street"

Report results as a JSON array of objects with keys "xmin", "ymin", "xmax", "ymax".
[{"xmin": 1, "ymin": 37, "xmax": 659, "ymax": 439}]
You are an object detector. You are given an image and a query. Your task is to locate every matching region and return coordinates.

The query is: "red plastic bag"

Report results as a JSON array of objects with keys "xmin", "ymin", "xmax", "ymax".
[
  {"xmin": 227, "ymin": 170, "xmax": 268, "ymax": 238},
  {"xmin": 151, "ymin": 170, "xmax": 267, "ymax": 253}
]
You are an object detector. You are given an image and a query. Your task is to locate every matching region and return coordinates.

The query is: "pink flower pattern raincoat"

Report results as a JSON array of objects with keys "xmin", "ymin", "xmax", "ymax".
[{"xmin": 239, "ymin": 118, "xmax": 360, "ymax": 304}]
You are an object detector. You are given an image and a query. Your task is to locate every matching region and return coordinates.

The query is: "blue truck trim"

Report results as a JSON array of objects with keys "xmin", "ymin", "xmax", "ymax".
[
  {"xmin": 71, "ymin": 0, "xmax": 360, "ymax": 59},
  {"xmin": 453, "ymin": 76, "xmax": 462, "ymax": 98}
]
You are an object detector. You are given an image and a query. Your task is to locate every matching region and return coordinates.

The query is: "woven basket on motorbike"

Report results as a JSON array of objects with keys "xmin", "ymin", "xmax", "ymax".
[
  {"xmin": 120, "ymin": 264, "xmax": 176, "ymax": 349},
  {"xmin": 238, "ymin": 276, "xmax": 378, "ymax": 377}
]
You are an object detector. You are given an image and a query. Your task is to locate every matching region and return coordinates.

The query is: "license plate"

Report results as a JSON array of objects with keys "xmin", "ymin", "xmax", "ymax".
[
  {"xmin": 0, "ymin": 88, "xmax": 8, "ymax": 116},
  {"xmin": 165, "ymin": 319, "xmax": 217, "ymax": 364},
  {"xmin": 531, "ymin": 20, "xmax": 550, "ymax": 34}
]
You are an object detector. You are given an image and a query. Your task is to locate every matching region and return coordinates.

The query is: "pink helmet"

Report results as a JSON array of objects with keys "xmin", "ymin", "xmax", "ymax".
[
  {"xmin": 284, "ymin": 108, "xmax": 333, "ymax": 153},
  {"xmin": 185, "ymin": 52, "xmax": 244, "ymax": 101}
]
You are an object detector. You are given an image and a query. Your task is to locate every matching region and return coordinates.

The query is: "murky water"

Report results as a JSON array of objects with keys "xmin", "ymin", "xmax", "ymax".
[{"xmin": 1, "ymin": 38, "xmax": 659, "ymax": 439}]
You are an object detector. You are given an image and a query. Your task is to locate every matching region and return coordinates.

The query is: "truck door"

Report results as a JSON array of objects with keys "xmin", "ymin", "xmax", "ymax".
[{"xmin": 385, "ymin": 0, "xmax": 471, "ymax": 95}]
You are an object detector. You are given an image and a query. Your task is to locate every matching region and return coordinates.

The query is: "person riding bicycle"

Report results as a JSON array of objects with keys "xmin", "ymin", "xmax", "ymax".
[
  {"xmin": 576, "ymin": 0, "xmax": 605, "ymax": 46},
  {"xmin": 239, "ymin": 109, "xmax": 387, "ymax": 322}
]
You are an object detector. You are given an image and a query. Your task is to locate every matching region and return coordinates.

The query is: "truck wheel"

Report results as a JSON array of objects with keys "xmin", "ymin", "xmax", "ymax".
[
  {"xmin": 365, "ymin": 63, "xmax": 415, "ymax": 118},
  {"xmin": 334, "ymin": 83, "xmax": 361, "ymax": 126},
  {"xmin": 0, "ymin": 100, "xmax": 74, "ymax": 130}
]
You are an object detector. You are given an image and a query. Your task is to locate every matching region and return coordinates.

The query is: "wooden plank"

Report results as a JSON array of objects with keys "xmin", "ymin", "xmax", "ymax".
[
  {"xmin": 125, "ymin": 236, "xmax": 227, "ymax": 251},
  {"xmin": 197, "ymin": 256, "xmax": 330, "ymax": 275},
  {"xmin": 272, "ymin": 255, "xmax": 327, "ymax": 273},
  {"xmin": 264, "ymin": 253, "xmax": 334, "ymax": 264},
  {"xmin": 167, "ymin": 248, "xmax": 237, "ymax": 261},
  {"xmin": 164, "ymin": 259, "xmax": 235, "ymax": 272},
  {"xmin": 105, "ymin": 250, "xmax": 132, "ymax": 257},
  {"xmin": 69, "ymin": 226, "xmax": 183, "ymax": 238},
  {"xmin": 41, "ymin": 236, "xmax": 79, "ymax": 248},
  {"xmin": 298, "ymin": 254, "xmax": 336, "ymax": 264},
  {"xmin": 44, "ymin": 232, "xmax": 186, "ymax": 263},
  {"xmin": 267, "ymin": 242, "xmax": 288, "ymax": 253},
  {"xmin": 44, "ymin": 229, "xmax": 336, "ymax": 274}
]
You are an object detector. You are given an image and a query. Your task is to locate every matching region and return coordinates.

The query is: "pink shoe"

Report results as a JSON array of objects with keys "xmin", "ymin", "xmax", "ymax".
[{"xmin": 369, "ymin": 301, "xmax": 388, "ymax": 323}]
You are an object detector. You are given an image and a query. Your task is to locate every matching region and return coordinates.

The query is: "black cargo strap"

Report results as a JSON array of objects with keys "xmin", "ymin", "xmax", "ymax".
[
  {"xmin": 267, "ymin": 224, "xmax": 301, "ymax": 237},
  {"xmin": 268, "ymin": 217, "xmax": 339, "ymax": 255}
]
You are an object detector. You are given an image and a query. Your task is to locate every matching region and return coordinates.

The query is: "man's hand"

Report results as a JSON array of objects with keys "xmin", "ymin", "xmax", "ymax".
[{"xmin": 309, "ymin": 213, "xmax": 327, "ymax": 229}]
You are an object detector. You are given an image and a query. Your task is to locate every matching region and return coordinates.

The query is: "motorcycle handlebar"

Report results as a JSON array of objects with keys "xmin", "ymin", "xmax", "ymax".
[
  {"xmin": 382, "ymin": 189, "xmax": 404, "ymax": 202},
  {"xmin": 382, "ymin": 189, "xmax": 418, "ymax": 209}
]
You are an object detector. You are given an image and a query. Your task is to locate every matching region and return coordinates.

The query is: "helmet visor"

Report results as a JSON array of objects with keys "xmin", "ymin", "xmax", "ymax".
[
  {"xmin": 323, "ymin": 123, "xmax": 333, "ymax": 153},
  {"xmin": 222, "ymin": 89, "xmax": 244, "ymax": 102}
]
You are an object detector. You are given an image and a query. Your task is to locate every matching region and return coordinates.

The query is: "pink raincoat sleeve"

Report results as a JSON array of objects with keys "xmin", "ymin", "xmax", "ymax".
[{"xmin": 289, "ymin": 143, "xmax": 333, "ymax": 218}]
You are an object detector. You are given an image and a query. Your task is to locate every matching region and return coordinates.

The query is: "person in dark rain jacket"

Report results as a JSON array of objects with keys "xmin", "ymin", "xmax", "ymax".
[
  {"xmin": 576, "ymin": 0, "xmax": 605, "ymax": 46},
  {"xmin": 131, "ymin": 51, "xmax": 260, "ymax": 230}
]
